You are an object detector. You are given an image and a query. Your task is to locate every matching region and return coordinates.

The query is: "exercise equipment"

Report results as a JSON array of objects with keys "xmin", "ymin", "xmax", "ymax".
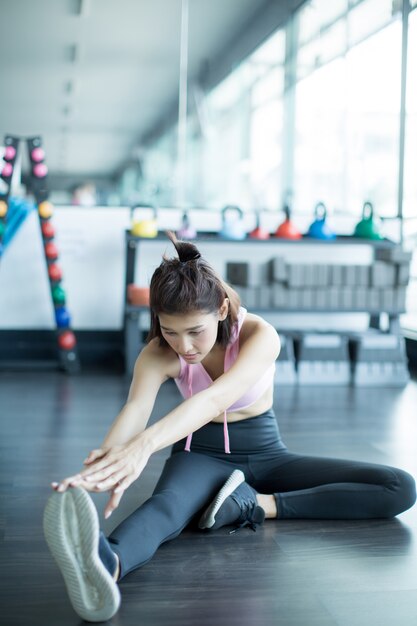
[
  {"xmin": 219, "ymin": 205, "xmax": 246, "ymax": 240},
  {"xmin": 58, "ymin": 330, "xmax": 76, "ymax": 351},
  {"xmin": 130, "ymin": 205, "xmax": 158, "ymax": 238},
  {"xmin": 297, "ymin": 333, "xmax": 351, "ymax": 385},
  {"xmin": 274, "ymin": 335, "xmax": 297, "ymax": 385},
  {"xmin": 351, "ymin": 333, "xmax": 409, "ymax": 387},
  {"xmin": 33, "ymin": 163, "xmax": 48, "ymax": 178},
  {"xmin": 274, "ymin": 205, "xmax": 302, "ymax": 240},
  {"xmin": 2, "ymin": 163, "xmax": 13, "ymax": 178},
  {"xmin": 41, "ymin": 221, "xmax": 55, "ymax": 239},
  {"xmin": 127, "ymin": 284, "xmax": 150, "ymax": 307},
  {"xmin": 38, "ymin": 201, "xmax": 53, "ymax": 219},
  {"xmin": 307, "ymin": 202, "xmax": 336, "ymax": 240},
  {"xmin": 30, "ymin": 147, "xmax": 45, "ymax": 162},
  {"xmin": 52, "ymin": 285, "xmax": 66, "ymax": 305},
  {"xmin": 4, "ymin": 146, "xmax": 16, "ymax": 160},
  {"xmin": 354, "ymin": 201, "xmax": 383, "ymax": 240},
  {"xmin": 177, "ymin": 211, "xmax": 196, "ymax": 240},
  {"xmin": 45, "ymin": 241, "xmax": 58, "ymax": 259},
  {"xmin": 249, "ymin": 210, "xmax": 270, "ymax": 240},
  {"xmin": 48, "ymin": 263, "xmax": 63, "ymax": 282},
  {"xmin": 0, "ymin": 133, "xmax": 80, "ymax": 372},
  {"xmin": 55, "ymin": 307, "xmax": 71, "ymax": 328},
  {"xmin": 226, "ymin": 262, "xmax": 257, "ymax": 287}
]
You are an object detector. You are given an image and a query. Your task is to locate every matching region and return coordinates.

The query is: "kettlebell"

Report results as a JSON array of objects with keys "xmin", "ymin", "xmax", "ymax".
[
  {"xmin": 219, "ymin": 205, "xmax": 246, "ymax": 240},
  {"xmin": 307, "ymin": 202, "xmax": 336, "ymax": 240},
  {"xmin": 130, "ymin": 205, "xmax": 158, "ymax": 238},
  {"xmin": 353, "ymin": 201, "xmax": 383, "ymax": 240},
  {"xmin": 249, "ymin": 210, "xmax": 270, "ymax": 240},
  {"xmin": 177, "ymin": 210, "xmax": 197, "ymax": 240},
  {"xmin": 275, "ymin": 205, "xmax": 302, "ymax": 240}
]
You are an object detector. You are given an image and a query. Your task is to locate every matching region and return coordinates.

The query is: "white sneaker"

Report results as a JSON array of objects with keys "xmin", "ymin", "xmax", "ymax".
[
  {"xmin": 198, "ymin": 469, "xmax": 245, "ymax": 529},
  {"xmin": 43, "ymin": 487, "xmax": 121, "ymax": 622}
]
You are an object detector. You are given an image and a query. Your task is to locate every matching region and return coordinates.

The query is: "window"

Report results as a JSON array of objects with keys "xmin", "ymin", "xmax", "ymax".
[
  {"xmin": 293, "ymin": 10, "xmax": 402, "ymax": 219},
  {"xmin": 403, "ymin": 8, "xmax": 417, "ymax": 221},
  {"xmin": 248, "ymin": 32, "xmax": 285, "ymax": 210}
]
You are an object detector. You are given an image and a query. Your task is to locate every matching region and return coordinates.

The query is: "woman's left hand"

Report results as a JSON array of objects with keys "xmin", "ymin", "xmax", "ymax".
[{"xmin": 53, "ymin": 438, "xmax": 152, "ymax": 518}]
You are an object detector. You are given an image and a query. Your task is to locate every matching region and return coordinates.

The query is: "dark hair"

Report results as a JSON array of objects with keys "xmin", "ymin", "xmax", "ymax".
[{"xmin": 147, "ymin": 232, "xmax": 241, "ymax": 347}]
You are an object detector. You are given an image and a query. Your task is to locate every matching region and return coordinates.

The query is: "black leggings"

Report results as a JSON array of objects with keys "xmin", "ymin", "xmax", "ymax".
[{"xmin": 108, "ymin": 409, "xmax": 416, "ymax": 579}]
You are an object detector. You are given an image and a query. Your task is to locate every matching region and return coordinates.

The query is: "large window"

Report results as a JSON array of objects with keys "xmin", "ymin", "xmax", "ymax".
[
  {"xmin": 136, "ymin": 0, "xmax": 412, "ymax": 223},
  {"xmin": 293, "ymin": 0, "xmax": 402, "ymax": 218},
  {"xmin": 201, "ymin": 30, "xmax": 285, "ymax": 210},
  {"xmin": 248, "ymin": 33, "xmax": 285, "ymax": 210},
  {"xmin": 402, "ymin": 5, "xmax": 417, "ymax": 333},
  {"xmin": 403, "ymin": 8, "xmax": 417, "ymax": 222}
]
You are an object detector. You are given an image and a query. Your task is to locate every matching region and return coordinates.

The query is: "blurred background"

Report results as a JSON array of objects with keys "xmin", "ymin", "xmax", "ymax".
[{"xmin": 0, "ymin": 0, "xmax": 416, "ymax": 370}]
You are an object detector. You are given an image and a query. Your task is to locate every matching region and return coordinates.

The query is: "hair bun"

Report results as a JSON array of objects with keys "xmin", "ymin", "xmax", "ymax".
[
  {"xmin": 178, "ymin": 247, "xmax": 201, "ymax": 263},
  {"xmin": 166, "ymin": 231, "xmax": 201, "ymax": 263}
]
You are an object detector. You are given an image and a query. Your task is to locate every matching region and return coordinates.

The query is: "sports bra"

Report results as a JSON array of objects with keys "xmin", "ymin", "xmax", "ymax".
[{"xmin": 174, "ymin": 307, "xmax": 276, "ymax": 453}]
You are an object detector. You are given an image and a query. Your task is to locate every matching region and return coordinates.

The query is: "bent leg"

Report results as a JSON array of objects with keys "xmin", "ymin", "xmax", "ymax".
[
  {"xmin": 250, "ymin": 452, "xmax": 416, "ymax": 520},
  {"xmin": 108, "ymin": 451, "xmax": 236, "ymax": 578}
]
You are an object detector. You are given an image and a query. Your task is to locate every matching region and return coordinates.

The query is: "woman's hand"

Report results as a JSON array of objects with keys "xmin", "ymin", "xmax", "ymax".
[{"xmin": 51, "ymin": 437, "xmax": 152, "ymax": 518}]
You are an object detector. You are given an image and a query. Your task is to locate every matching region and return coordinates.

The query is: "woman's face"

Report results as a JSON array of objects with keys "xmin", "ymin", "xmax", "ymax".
[{"xmin": 158, "ymin": 302, "xmax": 228, "ymax": 363}]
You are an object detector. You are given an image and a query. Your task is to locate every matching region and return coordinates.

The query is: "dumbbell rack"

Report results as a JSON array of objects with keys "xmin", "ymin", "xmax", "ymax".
[{"xmin": 0, "ymin": 134, "xmax": 80, "ymax": 373}]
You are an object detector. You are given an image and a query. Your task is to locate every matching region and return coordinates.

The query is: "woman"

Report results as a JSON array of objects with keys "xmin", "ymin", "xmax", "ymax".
[{"xmin": 44, "ymin": 233, "xmax": 416, "ymax": 622}]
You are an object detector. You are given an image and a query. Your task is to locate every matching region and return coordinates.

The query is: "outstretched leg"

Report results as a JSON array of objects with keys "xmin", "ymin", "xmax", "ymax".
[
  {"xmin": 199, "ymin": 454, "xmax": 416, "ymax": 532},
  {"xmin": 250, "ymin": 452, "xmax": 416, "ymax": 520},
  {"xmin": 108, "ymin": 451, "xmax": 238, "ymax": 578}
]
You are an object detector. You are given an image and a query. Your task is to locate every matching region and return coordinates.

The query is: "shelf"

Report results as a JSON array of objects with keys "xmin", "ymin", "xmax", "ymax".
[
  {"xmin": 123, "ymin": 231, "xmax": 405, "ymax": 375},
  {"xmin": 125, "ymin": 231, "xmax": 397, "ymax": 248}
]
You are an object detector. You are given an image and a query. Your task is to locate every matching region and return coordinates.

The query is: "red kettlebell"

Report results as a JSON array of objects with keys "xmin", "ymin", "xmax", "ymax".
[
  {"xmin": 275, "ymin": 206, "xmax": 302, "ymax": 239},
  {"xmin": 249, "ymin": 210, "xmax": 270, "ymax": 240}
]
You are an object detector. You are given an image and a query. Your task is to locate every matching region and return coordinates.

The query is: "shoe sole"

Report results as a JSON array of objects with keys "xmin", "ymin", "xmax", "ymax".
[
  {"xmin": 43, "ymin": 487, "xmax": 121, "ymax": 622},
  {"xmin": 198, "ymin": 469, "xmax": 245, "ymax": 529}
]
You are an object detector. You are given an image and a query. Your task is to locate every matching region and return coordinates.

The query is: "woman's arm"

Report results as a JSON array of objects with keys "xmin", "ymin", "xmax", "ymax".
[
  {"xmin": 54, "ymin": 339, "xmax": 178, "ymax": 486},
  {"xmin": 98, "ymin": 340, "xmax": 177, "ymax": 449},
  {"xmin": 78, "ymin": 316, "xmax": 280, "ymax": 487}
]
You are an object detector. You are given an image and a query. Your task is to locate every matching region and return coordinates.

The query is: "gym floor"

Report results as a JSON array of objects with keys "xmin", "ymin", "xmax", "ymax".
[{"xmin": 1, "ymin": 370, "xmax": 417, "ymax": 626}]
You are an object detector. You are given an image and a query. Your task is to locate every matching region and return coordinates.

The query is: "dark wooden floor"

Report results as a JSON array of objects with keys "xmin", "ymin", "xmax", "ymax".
[{"xmin": 1, "ymin": 370, "xmax": 417, "ymax": 626}]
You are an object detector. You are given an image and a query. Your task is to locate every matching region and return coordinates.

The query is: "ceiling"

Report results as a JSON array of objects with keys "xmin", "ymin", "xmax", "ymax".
[{"xmin": 1, "ymin": 0, "xmax": 300, "ymax": 185}]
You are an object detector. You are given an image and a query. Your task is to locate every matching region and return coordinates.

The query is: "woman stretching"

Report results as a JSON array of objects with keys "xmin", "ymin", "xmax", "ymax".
[{"xmin": 44, "ymin": 233, "xmax": 416, "ymax": 622}]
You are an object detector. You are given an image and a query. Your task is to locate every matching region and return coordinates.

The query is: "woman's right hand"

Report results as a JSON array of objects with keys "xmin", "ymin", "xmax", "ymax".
[{"xmin": 50, "ymin": 439, "xmax": 151, "ymax": 519}]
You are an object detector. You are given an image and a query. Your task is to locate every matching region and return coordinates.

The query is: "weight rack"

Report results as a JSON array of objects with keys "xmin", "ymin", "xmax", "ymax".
[{"xmin": 0, "ymin": 134, "xmax": 80, "ymax": 373}]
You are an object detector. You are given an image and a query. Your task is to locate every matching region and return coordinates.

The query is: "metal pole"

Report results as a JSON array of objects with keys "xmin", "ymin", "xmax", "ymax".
[
  {"xmin": 176, "ymin": 0, "xmax": 189, "ymax": 209},
  {"xmin": 397, "ymin": 0, "xmax": 410, "ymax": 245}
]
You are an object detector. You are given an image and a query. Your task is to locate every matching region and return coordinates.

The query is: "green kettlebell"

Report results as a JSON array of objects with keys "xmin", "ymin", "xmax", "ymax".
[{"xmin": 354, "ymin": 202, "xmax": 383, "ymax": 240}]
